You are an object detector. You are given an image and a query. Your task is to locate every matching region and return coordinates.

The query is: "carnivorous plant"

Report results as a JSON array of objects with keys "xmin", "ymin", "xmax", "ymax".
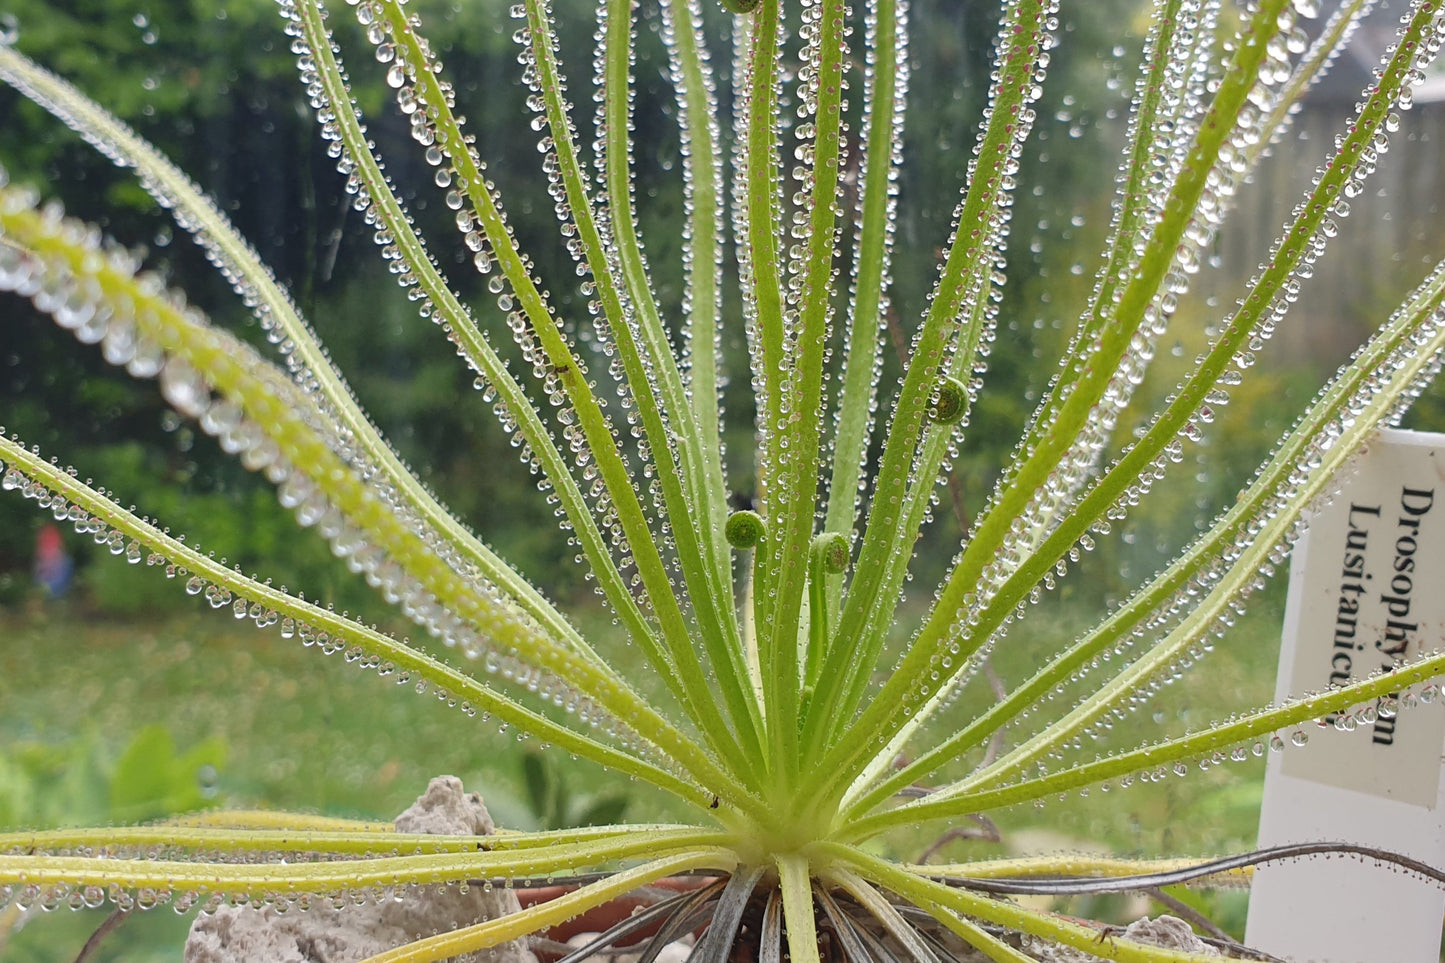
[{"xmin": 4, "ymin": 0, "xmax": 1445, "ymax": 959}]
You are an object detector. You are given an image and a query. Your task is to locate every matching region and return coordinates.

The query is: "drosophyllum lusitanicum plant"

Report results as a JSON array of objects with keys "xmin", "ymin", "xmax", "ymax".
[{"xmin": 5, "ymin": 0, "xmax": 1445, "ymax": 959}]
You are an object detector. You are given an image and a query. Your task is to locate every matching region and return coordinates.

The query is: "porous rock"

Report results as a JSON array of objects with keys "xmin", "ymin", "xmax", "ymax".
[
  {"xmin": 1029, "ymin": 915, "xmax": 1219, "ymax": 961},
  {"xmin": 184, "ymin": 776, "xmax": 540, "ymax": 963}
]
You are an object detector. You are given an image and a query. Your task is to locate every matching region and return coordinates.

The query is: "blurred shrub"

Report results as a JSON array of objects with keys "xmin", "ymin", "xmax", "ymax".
[
  {"xmin": 0, "ymin": 726, "xmax": 223, "ymax": 962},
  {"xmin": 519, "ymin": 750, "xmax": 630, "ymax": 832},
  {"xmin": 0, "ymin": 724, "xmax": 226, "ymax": 829}
]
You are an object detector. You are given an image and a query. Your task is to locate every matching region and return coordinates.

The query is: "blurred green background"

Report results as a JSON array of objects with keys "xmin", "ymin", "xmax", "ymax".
[{"xmin": 2, "ymin": 0, "xmax": 1445, "ymax": 958}]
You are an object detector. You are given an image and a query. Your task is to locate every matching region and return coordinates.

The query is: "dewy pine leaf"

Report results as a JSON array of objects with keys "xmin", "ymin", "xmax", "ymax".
[{"xmin": 3, "ymin": 0, "xmax": 1445, "ymax": 959}]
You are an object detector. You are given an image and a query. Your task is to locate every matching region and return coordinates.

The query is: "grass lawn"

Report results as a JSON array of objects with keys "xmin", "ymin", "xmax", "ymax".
[
  {"xmin": 0, "ymin": 610, "xmax": 559, "ymax": 824},
  {"xmin": 0, "ymin": 604, "xmax": 653, "ymax": 960}
]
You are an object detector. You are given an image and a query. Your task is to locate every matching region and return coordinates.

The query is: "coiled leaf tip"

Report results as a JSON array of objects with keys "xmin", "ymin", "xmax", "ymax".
[
  {"xmin": 725, "ymin": 510, "xmax": 766, "ymax": 549},
  {"xmin": 811, "ymin": 532, "xmax": 850, "ymax": 574},
  {"xmin": 928, "ymin": 375, "xmax": 968, "ymax": 425}
]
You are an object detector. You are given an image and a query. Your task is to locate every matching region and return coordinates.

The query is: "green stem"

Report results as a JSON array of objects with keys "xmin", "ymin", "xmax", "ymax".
[
  {"xmin": 0, "ymin": 432, "xmax": 733, "ymax": 810},
  {"xmin": 803, "ymin": 0, "xmax": 1052, "ymax": 757},
  {"xmin": 831, "ymin": 0, "xmax": 1436, "ymax": 813},
  {"xmin": 661, "ymin": 0, "xmax": 732, "ymax": 558},
  {"xmin": 0, "ymin": 44, "xmax": 592, "ymax": 673},
  {"xmin": 759, "ymin": 0, "xmax": 849, "ymax": 776},
  {"xmin": 0, "ymin": 835, "xmax": 733, "ymax": 904},
  {"xmin": 595, "ymin": 0, "xmax": 764, "ymax": 763},
  {"xmin": 851, "ymin": 643, "xmax": 1445, "ymax": 836},
  {"xmin": 776, "ymin": 853, "xmax": 821, "ymax": 963},
  {"xmin": 376, "ymin": 0, "xmax": 753, "ymax": 778},
  {"xmin": 737, "ymin": 0, "xmax": 787, "ymax": 770},
  {"xmin": 810, "ymin": 0, "xmax": 1295, "ymax": 795},
  {"xmin": 365, "ymin": 849, "xmax": 737, "ymax": 963},
  {"xmin": 0, "ymin": 824, "xmax": 659, "ymax": 857},
  {"xmin": 822, "ymin": 0, "xmax": 906, "ymax": 556}
]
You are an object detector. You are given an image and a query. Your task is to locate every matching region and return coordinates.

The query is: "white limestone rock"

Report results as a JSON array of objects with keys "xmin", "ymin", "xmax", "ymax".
[{"xmin": 184, "ymin": 776, "xmax": 540, "ymax": 963}]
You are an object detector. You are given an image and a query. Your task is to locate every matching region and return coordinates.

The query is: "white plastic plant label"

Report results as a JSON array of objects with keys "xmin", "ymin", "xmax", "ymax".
[{"xmin": 1246, "ymin": 428, "xmax": 1445, "ymax": 963}]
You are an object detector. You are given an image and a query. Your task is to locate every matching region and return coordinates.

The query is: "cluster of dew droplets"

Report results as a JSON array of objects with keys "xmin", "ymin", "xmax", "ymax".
[
  {"xmin": 726, "ymin": 9, "xmax": 758, "ymax": 352},
  {"xmin": 832, "ymin": 1, "xmax": 1060, "ymax": 744},
  {"xmin": 514, "ymin": 0, "xmax": 715, "ymax": 623},
  {"xmin": 654, "ymin": 0, "xmax": 728, "ymax": 437},
  {"xmin": 19, "ymin": 37, "xmax": 610, "ymax": 677},
  {"xmin": 0, "ymin": 430, "xmax": 633, "ymax": 753},
  {"xmin": 827, "ymin": 0, "xmax": 910, "ymax": 525},
  {"xmin": 0, "ymin": 178, "xmax": 646, "ymax": 745},
  {"xmin": 0, "ymin": 38, "xmax": 540, "ymax": 621},
  {"xmin": 0, "ymin": 878, "xmax": 191, "ymax": 917},
  {"xmin": 727, "ymin": 6, "xmax": 792, "ymax": 513},
  {"xmin": 0, "ymin": 860, "xmax": 546, "ymax": 923},
  {"xmin": 8, "ymin": 446, "xmax": 417, "ymax": 709},
  {"xmin": 867, "ymin": 0, "xmax": 1056, "ymax": 602},
  {"xmin": 0, "ymin": 187, "xmax": 163, "ymax": 380},
  {"xmin": 991, "ymin": 0, "xmax": 1222, "ymax": 565},
  {"xmin": 922, "ymin": 247, "xmax": 1445, "ymax": 782},
  {"xmin": 901, "ymin": 0, "xmax": 1060, "ymax": 533},
  {"xmin": 1027, "ymin": 290, "xmax": 1445, "ymax": 772},
  {"xmin": 750, "ymin": 0, "xmax": 856, "ymax": 562},
  {"xmin": 1086, "ymin": 0, "xmax": 1445, "ymax": 559},
  {"xmin": 0, "ymin": 451, "xmax": 167, "ymax": 585},
  {"xmin": 0, "ymin": 424, "xmax": 304, "ymax": 674},
  {"xmin": 0, "ymin": 441, "xmax": 320, "ymax": 667},
  {"xmin": 776, "ymin": 0, "xmax": 848, "ymax": 370},
  {"xmin": 331, "ymin": 0, "xmax": 654, "ymax": 598},
  {"xmin": 1014, "ymin": 676, "xmax": 1445, "ymax": 807},
  {"xmin": 577, "ymin": 0, "xmax": 691, "ymax": 554},
  {"xmin": 975, "ymin": 0, "xmax": 1319, "ymax": 622},
  {"xmin": 281, "ymin": 0, "xmax": 651, "ymax": 619},
  {"xmin": 281, "ymin": 0, "xmax": 735, "ymax": 760},
  {"xmin": 24, "ymin": 51, "xmax": 370, "ymax": 445},
  {"xmin": 2, "ymin": 175, "xmax": 482, "ymax": 657},
  {"xmin": 284, "ymin": 3, "xmax": 498, "ymax": 484},
  {"xmin": 971, "ymin": 5, "xmax": 1433, "ymax": 734},
  {"xmin": 728, "ymin": 9, "xmax": 847, "ymax": 550},
  {"xmin": 965, "ymin": 0, "xmax": 1442, "ymax": 688},
  {"xmin": 513, "ymin": 0, "xmax": 607, "ymax": 315}
]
